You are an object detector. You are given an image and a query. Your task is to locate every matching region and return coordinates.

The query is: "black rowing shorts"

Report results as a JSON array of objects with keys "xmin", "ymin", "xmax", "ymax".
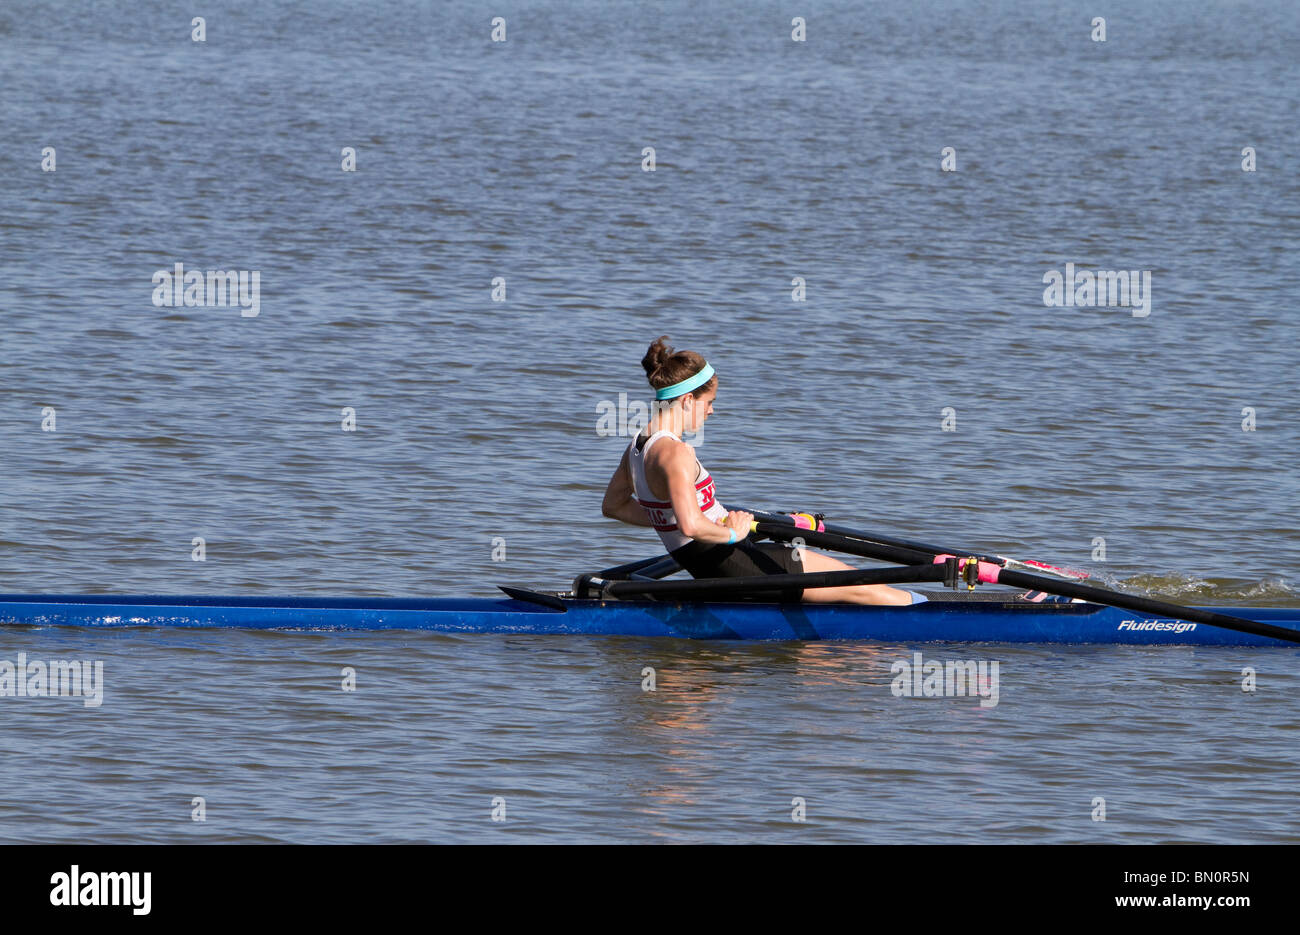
[{"xmin": 669, "ymin": 540, "xmax": 805, "ymax": 601}]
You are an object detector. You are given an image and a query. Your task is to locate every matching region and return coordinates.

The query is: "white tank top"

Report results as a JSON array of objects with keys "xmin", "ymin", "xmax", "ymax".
[{"xmin": 627, "ymin": 430, "xmax": 729, "ymax": 551}]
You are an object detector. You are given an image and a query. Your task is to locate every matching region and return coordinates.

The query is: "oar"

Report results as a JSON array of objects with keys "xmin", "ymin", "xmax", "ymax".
[
  {"xmin": 595, "ymin": 554, "xmax": 681, "ymax": 580},
  {"xmin": 752, "ymin": 521, "xmax": 1300, "ymax": 646},
  {"xmin": 751, "ymin": 522, "xmax": 936, "ymax": 565},
  {"xmin": 737, "ymin": 507, "xmax": 1089, "ymax": 581}
]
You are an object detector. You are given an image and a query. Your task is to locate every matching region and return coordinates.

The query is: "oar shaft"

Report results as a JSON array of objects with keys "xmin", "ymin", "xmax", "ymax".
[
  {"xmin": 754, "ymin": 520, "xmax": 1300, "ymax": 644},
  {"xmin": 741, "ymin": 507, "xmax": 972, "ymax": 561},
  {"xmin": 596, "ymin": 554, "xmax": 681, "ymax": 580},
  {"xmin": 741, "ymin": 507, "xmax": 1086, "ymax": 580},
  {"xmin": 752, "ymin": 522, "xmax": 934, "ymax": 565},
  {"xmin": 990, "ymin": 567, "xmax": 1300, "ymax": 643}
]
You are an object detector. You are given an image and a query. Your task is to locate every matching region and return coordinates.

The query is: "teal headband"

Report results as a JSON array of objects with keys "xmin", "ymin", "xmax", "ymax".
[{"xmin": 655, "ymin": 363, "xmax": 715, "ymax": 400}]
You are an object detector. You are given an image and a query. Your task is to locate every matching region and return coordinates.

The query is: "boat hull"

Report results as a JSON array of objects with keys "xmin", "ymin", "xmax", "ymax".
[{"xmin": 0, "ymin": 593, "xmax": 1297, "ymax": 645}]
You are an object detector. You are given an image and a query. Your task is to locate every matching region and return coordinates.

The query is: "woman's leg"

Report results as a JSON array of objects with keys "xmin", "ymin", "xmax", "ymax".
[{"xmin": 795, "ymin": 548, "xmax": 913, "ymax": 605}]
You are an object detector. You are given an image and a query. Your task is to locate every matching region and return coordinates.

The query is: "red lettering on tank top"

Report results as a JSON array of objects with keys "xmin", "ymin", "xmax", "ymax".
[{"xmin": 696, "ymin": 476, "xmax": 716, "ymax": 511}]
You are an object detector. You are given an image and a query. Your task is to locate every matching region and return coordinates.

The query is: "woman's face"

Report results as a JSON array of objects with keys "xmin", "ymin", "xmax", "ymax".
[{"xmin": 684, "ymin": 386, "xmax": 716, "ymax": 432}]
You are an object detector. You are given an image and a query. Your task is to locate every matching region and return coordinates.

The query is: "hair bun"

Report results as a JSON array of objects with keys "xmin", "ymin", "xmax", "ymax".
[{"xmin": 641, "ymin": 335, "xmax": 674, "ymax": 377}]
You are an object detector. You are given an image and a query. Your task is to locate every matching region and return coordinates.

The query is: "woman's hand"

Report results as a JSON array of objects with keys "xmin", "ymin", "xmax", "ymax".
[{"xmin": 723, "ymin": 510, "xmax": 753, "ymax": 542}]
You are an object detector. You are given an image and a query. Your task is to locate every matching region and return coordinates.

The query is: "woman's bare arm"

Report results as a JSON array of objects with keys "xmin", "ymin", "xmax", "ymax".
[
  {"xmin": 601, "ymin": 446, "xmax": 654, "ymax": 526},
  {"xmin": 659, "ymin": 443, "xmax": 749, "ymax": 544}
]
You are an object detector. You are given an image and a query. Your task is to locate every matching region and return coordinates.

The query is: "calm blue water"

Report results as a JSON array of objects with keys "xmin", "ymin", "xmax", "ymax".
[{"xmin": 1, "ymin": 0, "xmax": 1297, "ymax": 843}]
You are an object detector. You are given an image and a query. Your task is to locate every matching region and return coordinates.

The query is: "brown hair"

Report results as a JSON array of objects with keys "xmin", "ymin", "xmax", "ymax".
[{"xmin": 641, "ymin": 335, "xmax": 716, "ymax": 398}]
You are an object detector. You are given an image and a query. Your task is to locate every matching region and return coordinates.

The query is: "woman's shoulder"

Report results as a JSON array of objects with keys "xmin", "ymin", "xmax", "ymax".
[
  {"xmin": 647, "ymin": 435, "xmax": 695, "ymax": 473},
  {"xmin": 641, "ymin": 430, "xmax": 686, "ymax": 455}
]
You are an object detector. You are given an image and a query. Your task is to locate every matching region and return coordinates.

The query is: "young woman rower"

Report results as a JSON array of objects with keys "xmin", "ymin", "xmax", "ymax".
[{"xmin": 601, "ymin": 336, "xmax": 924, "ymax": 605}]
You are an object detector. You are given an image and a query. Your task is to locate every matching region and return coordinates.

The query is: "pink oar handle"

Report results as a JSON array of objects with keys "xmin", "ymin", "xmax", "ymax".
[{"xmin": 788, "ymin": 512, "xmax": 826, "ymax": 532}]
